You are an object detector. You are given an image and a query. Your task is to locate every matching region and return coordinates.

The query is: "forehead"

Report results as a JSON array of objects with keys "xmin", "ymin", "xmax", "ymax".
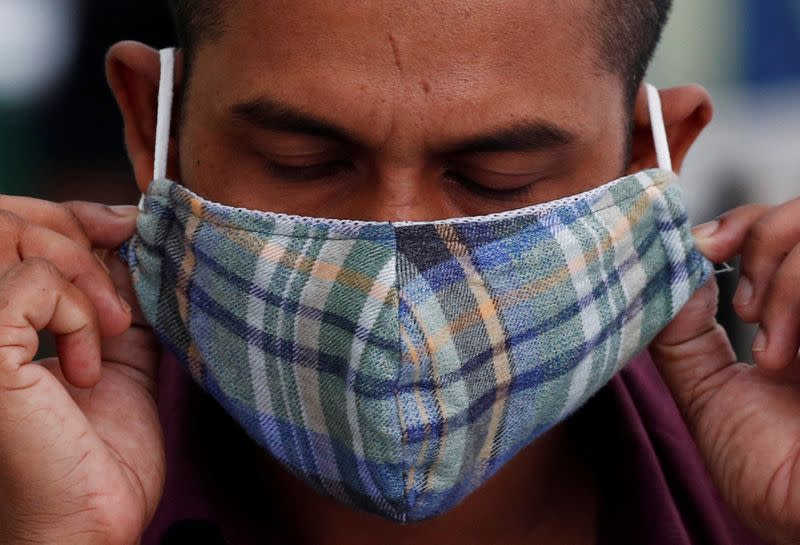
[{"xmin": 189, "ymin": 0, "xmax": 620, "ymax": 145}]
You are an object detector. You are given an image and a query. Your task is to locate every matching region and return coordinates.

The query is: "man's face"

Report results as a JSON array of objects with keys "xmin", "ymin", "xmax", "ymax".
[{"xmin": 177, "ymin": 0, "xmax": 628, "ymax": 220}]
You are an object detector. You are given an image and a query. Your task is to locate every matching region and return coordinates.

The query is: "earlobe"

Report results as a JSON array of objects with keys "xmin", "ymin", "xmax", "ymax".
[
  {"xmin": 106, "ymin": 41, "xmax": 183, "ymax": 193},
  {"xmin": 627, "ymin": 84, "xmax": 714, "ymax": 175}
]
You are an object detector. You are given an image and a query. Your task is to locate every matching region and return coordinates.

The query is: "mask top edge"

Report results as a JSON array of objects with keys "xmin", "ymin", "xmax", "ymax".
[{"xmin": 143, "ymin": 168, "xmax": 676, "ymax": 236}]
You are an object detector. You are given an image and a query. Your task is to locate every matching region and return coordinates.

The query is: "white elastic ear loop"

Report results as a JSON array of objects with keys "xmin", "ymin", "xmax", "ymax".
[
  {"xmin": 644, "ymin": 84, "xmax": 732, "ymax": 276},
  {"xmin": 139, "ymin": 47, "xmax": 176, "ymax": 212},
  {"xmin": 645, "ymin": 83, "xmax": 673, "ymax": 173}
]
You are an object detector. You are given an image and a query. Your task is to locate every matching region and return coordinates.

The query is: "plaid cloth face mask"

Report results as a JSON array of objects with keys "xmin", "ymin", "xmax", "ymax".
[{"xmin": 123, "ymin": 49, "xmax": 713, "ymax": 522}]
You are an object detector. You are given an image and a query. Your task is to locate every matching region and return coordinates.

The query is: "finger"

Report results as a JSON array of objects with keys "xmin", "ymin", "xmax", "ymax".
[
  {"xmin": 0, "ymin": 214, "xmax": 131, "ymax": 336},
  {"xmin": 735, "ymin": 197, "xmax": 800, "ymax": 323},
  {"xmin": 99, "ymin": 252, "xmax": 159, "ymax": 396},
  {"xmin": 18, "ymin": 222, "xmax": 132, "ymax": 335},
  {"xmin": 0, "ymin": 196, "xmax": 139, "ymax": 249},
  {"xmin": 654, "ymin": 276, "xmax": 721, "ymax": 346},
  {"xmin": 691, "ymin": 204, "xmax": 772, "ymax": 264},
  {"xmin": 0, "ymin": 258, "xmax": 102, "ymax": 389},
  {"xmin": 105, "ymin": 250, "xmax": 145, "ymax": 327},
  {"xmin": 62, "ymin": 201, "xmax": 140, "ymax": 248},
  {"xmin": 0, "ymin": 196, "xmax": 91, "ymax": 248},
  {"xmin": 751, "ymin": 244, "xmax": 800, "ymax": 371},
  {"xmin": 100, "ymin": 324, "xmax": 161, "ymax": 397},
  {"xmin": 755, "ymin": 357, "xmax": 800, "ymax": 384}
]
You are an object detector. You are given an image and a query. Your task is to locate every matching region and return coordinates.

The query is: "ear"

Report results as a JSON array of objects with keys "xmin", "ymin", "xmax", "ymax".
[
  {"xmin": 106, "ymin": 41, "xmax": 183, "ymax": 193},
  {"xmin": 627, "ymin": 84, "xmax": 713, "ymax": 175}
]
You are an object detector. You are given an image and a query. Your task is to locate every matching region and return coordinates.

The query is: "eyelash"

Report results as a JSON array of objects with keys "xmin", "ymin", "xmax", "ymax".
[
  {"xmin": 264, "ymin": 161, "xmax": 352, "ymax": 182},
  {"xmin": 443, "ymin": 171, "xmax": 535, "ymax": 200},
  {"xmin": 264, "ymin": 162, "xmax": 535, "ymax": 200}
]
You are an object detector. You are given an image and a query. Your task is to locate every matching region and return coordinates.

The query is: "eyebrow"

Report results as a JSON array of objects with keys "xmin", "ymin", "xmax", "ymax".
[
  {"xmin": 443, "ymin": 122, "xmax": 576, "ymax": 155},
  {"xmin": 230, "ymin": 98, "xmax": 577, "ymax": 154},
  {"xmin": 231, "ymin": 99, "xmax": 360, "ymax": 145}
]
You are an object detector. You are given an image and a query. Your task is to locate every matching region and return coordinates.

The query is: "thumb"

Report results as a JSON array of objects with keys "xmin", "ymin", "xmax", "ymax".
[
  {"xmin": 651, "ymin": 204, "xmax": 772, "ymax": 416},
  {"xmin": 649, "ymin": 275, "xmax": 738, "ymax": 424},
  {"xmin": 691, "ymin": 204, "xmax": 771, "ymax": 264}
]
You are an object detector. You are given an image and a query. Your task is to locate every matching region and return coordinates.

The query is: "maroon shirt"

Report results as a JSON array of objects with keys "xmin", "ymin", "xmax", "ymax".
[{"xmin": 142, "ymin": 351, "xmax": 765, "ymax": 545}]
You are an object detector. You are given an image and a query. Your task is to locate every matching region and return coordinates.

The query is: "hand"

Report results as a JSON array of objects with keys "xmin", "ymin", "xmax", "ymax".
[
  {"xmin": 650, "ymin": 197, "xmax": 800, "ymax": 543},
  {"xmin": 0, "ymin": 198, "xmax": 164, "ymax": 545}
]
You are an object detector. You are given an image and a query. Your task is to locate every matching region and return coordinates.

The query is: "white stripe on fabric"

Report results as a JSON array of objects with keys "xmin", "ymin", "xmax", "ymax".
[
  {"xmin": 272, "ymin": 236, "xmax": 319, "ymax": 470},
  {"xmin": 295, "ymin": 366, "xmax": 345, "ymax": 488},
  {"xmin": 635, "ymin": 171, "xmax": 691, "ymax": 310},
  {"xmin": 596, "ymin": 184, "xmax": 648, "ymax": 367},
  {"xmin": 290, "ymin": 239, "xmax": 356, "ymax": 498},
  {"xmin": 345, "ymin": 256, "xmax": 397, "ymax": 497},
  {"xmin": 246, "ymin": 241, "xmax": 287, "ymax": 453},
  {"xmin": 295, "ymin": 238, "xmax": 356, "ymax": 436},
  {"xmin": 580, "ymin": 204, "xmax": 624, "ymax": 381},
  {"xmin": 552, "ymin": 215, "xmax": 604, "ymax": 418}
]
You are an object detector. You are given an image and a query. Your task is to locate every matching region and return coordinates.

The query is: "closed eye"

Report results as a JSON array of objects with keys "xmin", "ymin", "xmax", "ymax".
[
  {"xmin": 443, "ymin": 170, "xmax": 538, "ymax": 200},
  {"xmin": 264, "ymin": 161, "xmax": 354, "ymax": 182}
]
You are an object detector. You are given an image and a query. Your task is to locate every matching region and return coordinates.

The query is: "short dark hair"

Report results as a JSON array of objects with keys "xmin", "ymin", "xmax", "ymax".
[
  {"xmin": 167, "ymin": 0, "xmax": 672, "ymax": 107},
  {"xmin": 168, "ymin": 0, "xmax": 225, "ymax": 67},
  {"xmin": 598, "ymin": 0, "xmax": 674, "ymax": 105}
]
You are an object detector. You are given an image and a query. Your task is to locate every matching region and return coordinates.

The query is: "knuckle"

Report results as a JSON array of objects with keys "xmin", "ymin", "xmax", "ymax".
[
  {"xmin": 22, "ymin": 257, "xmax": 62, "ymax": 281},
  {"xmin": 0, "ymin": 323, "xmax": 37, "ymax": 347},
  {"xmin": 58, "ymin": 204, "xmax": 91, "ymax": 245},
  {"xmin": 748, "ymin": 203, "xmax": 772, "ymax": 216},
  {"xmin": 747, "ymin": 219, "xmax": 771, "ymax": 247},
  {"xmin": 719, "ymin": 203, "xmax": 768, "ymax": 226},
  {"xmin": 772, "ymin": 261, "xmax": 800, "ymax": 294},
  {"xmin": 0, "ymin": 327, "xmax": 38, "ymax": 373},
  {"xmin": 60, "ymin": 205, "xmax": 82, "ymax": 230},
  {"xmin": 0, "ymin": 257, "xmax": 55, "ymax": 289},
  {"xmin": 0, "ymin": 208, "xmax": 22, "ymax": 234}
]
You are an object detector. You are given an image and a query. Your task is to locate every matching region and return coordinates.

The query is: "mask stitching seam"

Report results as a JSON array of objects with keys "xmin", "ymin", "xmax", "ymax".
[
  {"xmin": 392, "ymin": 230, "xmax": 411, "ymax": 522},
  {"xmin": 154, "ymin": 168, "xmax": 672, "ymax": 230},
  {"xmin": 158, "ymin": 179, "xmax": 671, "ymax": 242}
]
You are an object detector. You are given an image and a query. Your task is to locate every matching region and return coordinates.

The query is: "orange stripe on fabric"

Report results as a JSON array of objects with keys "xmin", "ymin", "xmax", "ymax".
[
  {"xmin": 436, "ymin": 224, "xmax": 512, "ymax": 476},
  {"xmin": 399, "ymin": 325, "xmax": 431, "ymax": 494},
  {"xmin": 224, "ymin": 231, "xmax": 393, "ymax": 306},
  {"xmin": 420, "ymin": 187, "xmax": 658, "ymax": 352},
  {"xmin": 399, "ymin": 301, "xmax": 459, "ymax": 499},
  {"xmin": 177, "ymin": 212, "xmax": 204, "ymax": 381}
]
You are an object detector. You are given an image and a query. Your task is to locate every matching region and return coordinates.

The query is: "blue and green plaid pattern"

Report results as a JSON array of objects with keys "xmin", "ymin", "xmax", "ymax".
[{"xmin": 124, "ymin": 168, "xmax": 712, "ymax": 521}]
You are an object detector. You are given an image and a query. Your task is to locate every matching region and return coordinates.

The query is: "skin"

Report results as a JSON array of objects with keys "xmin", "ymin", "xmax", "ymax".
[{"xmin": 0, "ymin": 0, "xmax": 799, "ymax": 543}]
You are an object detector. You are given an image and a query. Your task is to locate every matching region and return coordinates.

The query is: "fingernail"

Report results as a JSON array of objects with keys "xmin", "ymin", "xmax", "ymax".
[
  {"xmin": 110, "ymin": 205, "xmax": 140, "ymax": 219},
  {"xmin": 118, "ymin": 291, "xmax": 132, "ymax": 314},
  {"xmin": 733, "ymin": 276, "xmax": 753, "ymax": 307},
  {"xmin": 752, "ymin": 328, "xmax": 768, "ymax": 352},
  {"xmin": 94, "ymin": 251, "xmax": 111, "ymax": 274},
  {"xmin": 692, "ymin": 219, "xmax": 720, "ymax": 240}
]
